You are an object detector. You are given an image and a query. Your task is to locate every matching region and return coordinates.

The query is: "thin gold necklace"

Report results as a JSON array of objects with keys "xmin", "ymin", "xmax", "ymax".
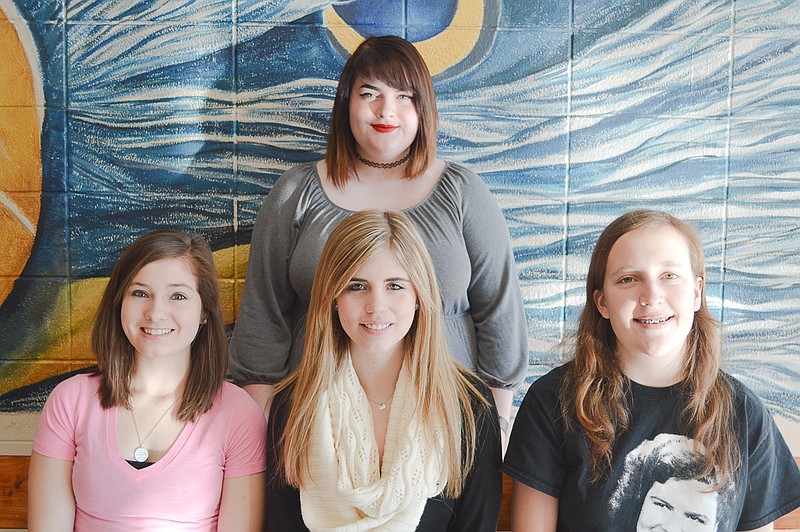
[
  {"xmin": 365, "ymin": 392, "xmax": 394, "ymax": 411},
  {"xmin": 130, "ymin": 400, "xmax": 176, "ymax": 462}
]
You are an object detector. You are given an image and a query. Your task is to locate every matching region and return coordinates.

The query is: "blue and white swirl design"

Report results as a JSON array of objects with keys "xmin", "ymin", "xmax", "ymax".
[{"xmin": 4, "ymin": 0, "xmax": 800, "ymax": 422}]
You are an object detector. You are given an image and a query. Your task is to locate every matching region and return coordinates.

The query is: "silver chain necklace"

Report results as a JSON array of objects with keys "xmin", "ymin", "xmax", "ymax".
[{"xmin": 130, "ymin": 400, "xmax": 176, "ymax": 462}]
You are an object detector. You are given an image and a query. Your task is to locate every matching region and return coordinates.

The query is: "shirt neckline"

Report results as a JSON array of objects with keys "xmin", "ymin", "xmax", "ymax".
[
  {"xmin": 309, "ymin": 160, "xmax": 451, "ymax": 215},
  {"xmin": 108, "ymin": 402, "xmax": 195, "ymax": 480},
  {"xmin": 628, "ymin": 377, "xmax": 682, "ymax": 399}
]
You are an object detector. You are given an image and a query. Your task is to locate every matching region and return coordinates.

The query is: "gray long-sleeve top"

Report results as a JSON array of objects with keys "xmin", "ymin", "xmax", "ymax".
[{"xmin": 229, "ymin": 161, "xmax": 528, "ymax": 388}]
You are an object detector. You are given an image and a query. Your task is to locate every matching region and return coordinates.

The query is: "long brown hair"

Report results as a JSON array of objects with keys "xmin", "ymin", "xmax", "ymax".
[
  {"xmin": 277, "ymin": 210, "xmax": 486, "ymax": 498},
  {"xmin": 92, "ymin": 230, "xmax": 228, "ymax": 422},
  {"xmin": 325, "ymin": 35, "xmax": 437, "ymax": 187},
  {"xmin": 561, "ymin": 209, "xmax": 739, "ymax": 486}
]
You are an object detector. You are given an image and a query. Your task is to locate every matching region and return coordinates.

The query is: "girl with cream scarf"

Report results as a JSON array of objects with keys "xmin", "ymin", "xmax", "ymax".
[{"xmin": 266, "ymin": 210, "xmax": 503, "ymax": 531}]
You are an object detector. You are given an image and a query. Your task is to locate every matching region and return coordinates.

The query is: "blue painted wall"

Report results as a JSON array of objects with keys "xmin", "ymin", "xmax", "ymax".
[{"xmin": 0, "ymin": 0, "xmax": 798, "ymax": 431}]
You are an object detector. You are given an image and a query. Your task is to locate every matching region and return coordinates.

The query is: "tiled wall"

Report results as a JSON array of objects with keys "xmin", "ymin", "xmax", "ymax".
[{"xmin": 1, "ymin": 0, "xmax": 798, "ymax": 450}]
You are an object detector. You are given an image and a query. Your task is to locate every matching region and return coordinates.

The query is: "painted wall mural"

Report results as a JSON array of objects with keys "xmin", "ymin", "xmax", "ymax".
[{"xmin": 0, "ymin": 0, "xmax": 798, "ymax": 437}]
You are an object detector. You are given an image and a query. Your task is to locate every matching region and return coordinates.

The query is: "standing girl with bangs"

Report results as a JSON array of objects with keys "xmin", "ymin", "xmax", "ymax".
[
  {"xmin": 266, "ymin": 210, "xmax": 502, "ymax": 531},
  {"xmin": 28, "ymin": 231, "xmax": 266, "ymax": 531},
  {"xmin": 503, "ymin": 210, "xmax": 800, "ymax": 531},
  {"xmin": 229, "ymin": 35, "xmax": 527, "ymax": 440}
]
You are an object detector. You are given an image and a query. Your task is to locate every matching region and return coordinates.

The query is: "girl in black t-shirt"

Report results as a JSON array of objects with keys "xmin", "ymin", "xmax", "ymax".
[{"xmin": 503, "ymin": 209, "xmax": 800, "ymax": 531}]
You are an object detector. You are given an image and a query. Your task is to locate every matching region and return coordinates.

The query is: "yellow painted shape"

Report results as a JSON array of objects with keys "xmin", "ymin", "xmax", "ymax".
[
  {"xmin": 323, "ymin": 0, "xmax": 484, "ymax": 76},
  {"xmin": 0, "ymin": 10, "xmax": 43, "ymax": 307},
  {"xmin": 214, "ymin": 242, "xmax": 237, "ymax": 278},
  {"xmin": 69, "ymin": 278, "xmax": 109, "ymax": 361}
]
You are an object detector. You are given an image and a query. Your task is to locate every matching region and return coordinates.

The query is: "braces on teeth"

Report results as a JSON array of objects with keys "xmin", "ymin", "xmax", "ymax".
[{"xmin": 637, "ymin": 317, "xmax": 670, "ymax": 324}]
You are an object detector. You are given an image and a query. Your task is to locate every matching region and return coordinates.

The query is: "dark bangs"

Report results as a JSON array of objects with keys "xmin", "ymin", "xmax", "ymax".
[{"xmin": 353, "ymin": 51, "xmax": 416, "ymax": 93}]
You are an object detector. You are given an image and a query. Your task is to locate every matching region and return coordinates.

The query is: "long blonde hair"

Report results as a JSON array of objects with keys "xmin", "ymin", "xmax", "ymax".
[
  {"xmin": 561, "ymin": 210, "xmax": 740, "ymax": 486},
  {"xmin": 277, "ymin": 210, "xmax": 486, "ymax": 498}
]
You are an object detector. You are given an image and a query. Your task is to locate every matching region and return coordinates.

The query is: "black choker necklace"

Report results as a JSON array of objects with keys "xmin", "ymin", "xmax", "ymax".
[{"xmin": 356, "ymin": 152, "xmax": 410, "ymax": 169}]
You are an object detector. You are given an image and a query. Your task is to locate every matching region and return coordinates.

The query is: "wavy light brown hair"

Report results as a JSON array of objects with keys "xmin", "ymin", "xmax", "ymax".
[
  {"xmin": 325, "ymin": 35, "xmax": 438, "ymax": 187},
  {"xmin": 561, "ymin": 210, "xmax": 739, "ymax": 487},
  {"xmin": 92, "ymin": 230, "xmax": 228, "ymax": 422},
  {"xmin": 277, "ymin": 210, "xmax": 486, "ymax": 498}
]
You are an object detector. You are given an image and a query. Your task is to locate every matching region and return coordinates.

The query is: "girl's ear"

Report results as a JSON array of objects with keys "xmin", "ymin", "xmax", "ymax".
[
  {"xmin": 594, "ymin": 289, "xmax": 610, "ymax": 319},
  {"xmin": 694, "ymin": 276, "xmax": 704, "ymax": 312}
]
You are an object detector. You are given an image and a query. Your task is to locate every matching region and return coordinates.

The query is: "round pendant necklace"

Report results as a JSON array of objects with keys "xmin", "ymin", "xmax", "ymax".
[
  {"xmin": 130, "ymin": 399, "xmax": 176, "ymax": 462},
  {"xmin": 356, "ymin": 152, "xmax": 410, "ymax": 169},
  {"xmin": 366, "ymin": 392, "xmax": 394, "ymax": 411}
]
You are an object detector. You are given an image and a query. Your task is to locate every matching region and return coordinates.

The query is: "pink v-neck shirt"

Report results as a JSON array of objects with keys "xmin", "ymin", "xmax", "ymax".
[{"xmin": 33, "ymin": 374, "xmax": 266, "ymax": 530}]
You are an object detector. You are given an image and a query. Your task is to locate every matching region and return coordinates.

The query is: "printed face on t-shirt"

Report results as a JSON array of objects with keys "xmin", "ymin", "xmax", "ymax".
[{"xmin": 636, "ymin": 477, "xmax": 718, "ymax": 531}]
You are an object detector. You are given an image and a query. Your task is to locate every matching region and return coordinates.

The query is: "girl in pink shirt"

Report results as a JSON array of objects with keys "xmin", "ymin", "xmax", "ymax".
[{"xmin": 29, "ymin": 230, "xmax": 266, "ymax": 531}]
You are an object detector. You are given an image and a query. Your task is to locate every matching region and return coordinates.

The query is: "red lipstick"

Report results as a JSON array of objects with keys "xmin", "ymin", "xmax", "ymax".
[{"xmin": 371, "ymin": 124, "xmax": 398, "ymax": 133}]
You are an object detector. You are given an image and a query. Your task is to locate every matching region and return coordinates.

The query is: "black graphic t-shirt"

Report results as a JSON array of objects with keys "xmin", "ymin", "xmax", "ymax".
[{"xmin": 503, "ymin": 363, "xmax": 800, "ymax": 531}]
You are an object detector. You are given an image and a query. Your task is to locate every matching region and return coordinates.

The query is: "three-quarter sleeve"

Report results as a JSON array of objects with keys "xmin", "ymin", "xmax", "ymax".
[
  {"xmin": 459, "ymin": 168, "xmax": 528, "ymax": 388},
  {"xmin": 229, "ymin": 168, "xmax": 308, "ymax": 386}
]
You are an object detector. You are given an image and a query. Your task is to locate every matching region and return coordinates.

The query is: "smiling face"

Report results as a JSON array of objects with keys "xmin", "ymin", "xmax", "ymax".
[
  {"xmin": 335, "ymin": 249, "xmax": 418, "ymax": 361},
  {"xmin": 593, "ymin": 224, "xmax": 703, "ymax": 385},
  {"xmin": 637, "ymin": 477, "xmax": 718, "ymax": 531},
  {"xmin": 348, "ymin": 76, "xmax": 419, "ymax": 163},
  {"xmin": 120, "ymin": 257, "xmax": 203, "ymax": 363}
]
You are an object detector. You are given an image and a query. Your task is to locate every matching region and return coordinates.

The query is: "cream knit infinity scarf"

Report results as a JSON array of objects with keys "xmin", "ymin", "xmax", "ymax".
[{"xmin": 300, "ymin": 356, "xmax": 447, "ymax": 531}]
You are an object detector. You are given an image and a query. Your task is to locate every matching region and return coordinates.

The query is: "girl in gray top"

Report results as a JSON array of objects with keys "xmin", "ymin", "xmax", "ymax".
[{"xmin": 229, "ymin": 35, "xmax": 528, "ymax": 432}]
